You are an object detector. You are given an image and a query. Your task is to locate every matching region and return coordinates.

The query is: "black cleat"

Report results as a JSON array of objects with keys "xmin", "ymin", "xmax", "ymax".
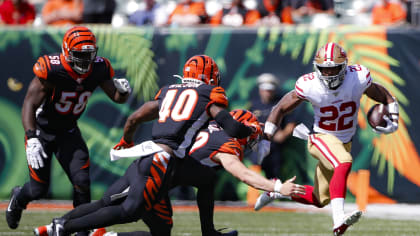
[
  {"xmin": 216, "ymin": 228, "xmax": 238, "ymax": 236},
  {"xmin": 52, "ymin": 218, "xmax": 69, "ymax": 236},
  {"xmin": 6, "ymin": 186, "xmax": 23, "ymax": 229},
  {"xmin": 221, "ymin": 230, "xmax": 238, "ymax": 236}
]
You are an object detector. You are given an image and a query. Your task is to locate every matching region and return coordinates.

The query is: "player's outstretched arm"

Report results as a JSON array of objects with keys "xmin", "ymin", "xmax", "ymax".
[
  {"xmin": 265, "ymin": 90, "xmax": 303, "ymax": 140},
  {"xmin": 215, "ymin": 152, "xmax": 305, "ymax": 196},
  {"xmin": 121, "ymin": 100, "xmax": 159, "ymax": 144},
  {"xmin": 209, "ymin": 104, "xmax": 253, "ymax": 139},
  {"xmin": 100, "ymin": 78, "xmax": 131, "ymax": 104}
]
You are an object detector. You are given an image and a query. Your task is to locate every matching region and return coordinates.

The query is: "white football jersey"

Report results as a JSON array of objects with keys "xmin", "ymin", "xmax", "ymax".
[{"xmin": 294, "ymin": 64, "xmax": 373, "ymax": 143}]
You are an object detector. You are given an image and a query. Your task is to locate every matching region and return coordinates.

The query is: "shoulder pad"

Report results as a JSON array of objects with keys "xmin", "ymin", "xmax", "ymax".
[
  {"xmin": 33, "ymin": 55, "xmax": 51, "ymax": 80},
  {"xmin": 210, "ymin": 86, "xmax": 228, "ymax": 107},
  {"xmin": 295, "ymin": 72, "xmax": 316, "ymax": 99}
]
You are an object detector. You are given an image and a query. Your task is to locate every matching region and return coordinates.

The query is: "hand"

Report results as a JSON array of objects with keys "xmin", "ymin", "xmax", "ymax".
[
  {"xmin": 257, "ymin": 139, "xmax": 271, "ymax": 165},
  {"xmin": 26, "ymin": 138, "xmax": 47, "ymax": 169},
  {"xmin": 113, "ymin": 137, "xmax": 134, "ymax": 150},
  {"xmin": 243, "ymin": 120, "xmax": 262, "ymax": 136},
  {"xmin": 113, "ymin": 78, "xmax": 132, "ymax": 94},
  {"xmin": 374, "ymin": 115, "xmax": 398, "ymax": 134},
  {"xmin": 277, "ymin": 176, "xmax": 306, "ymax": 197}
]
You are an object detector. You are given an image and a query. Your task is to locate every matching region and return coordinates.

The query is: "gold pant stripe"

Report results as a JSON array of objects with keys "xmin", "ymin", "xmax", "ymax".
[{"xmin": 309, "ymin": 134, "xmax": 340, "ymax": 168}]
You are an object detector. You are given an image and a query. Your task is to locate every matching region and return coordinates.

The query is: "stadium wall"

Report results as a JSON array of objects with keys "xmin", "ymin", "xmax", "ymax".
[{"xmin": 0, "ymin": 25, "xmax": 420, "ymax": 204}]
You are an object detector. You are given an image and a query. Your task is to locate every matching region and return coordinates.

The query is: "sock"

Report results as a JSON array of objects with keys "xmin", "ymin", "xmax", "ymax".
[
  {"xmin": 291, "ymin": 185, "xmax": 322, "ymax": 207},
  {"xmin": 329, "ymin": 163, "xmax": 352, "ymax": 199},
  {"xmin": 331, "ymin": 198, "xmax": 345, "ymax": 228}
]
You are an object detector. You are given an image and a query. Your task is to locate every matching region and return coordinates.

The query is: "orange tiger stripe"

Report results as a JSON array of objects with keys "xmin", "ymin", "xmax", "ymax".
[
  {"xmin": 80, "ymin": 159, "xmax": 90, "ymax": 169},
  {"xmin": 150, "ymin": 164, "xmax": 163, "ymax": 188},
  {"xmin": 43, "ymin": 55, "xmax": 51, "ymax": 71},
  {"xmin": 152, "ymin": 156, "xmax": 167, "ymax": 174},
  {"xmin": 156, "ymin": 213, "xmax": 173, "ymax": 223},
  {"xmin": 209, "ymin": 87, "xmax": 228, "ymax": 107},
  {"xmin": 29, "ymin": 167, "xmax": 45, "ymax": 183},
  {"xmin": 102, "ymin": 57, "xmax": 114, "ymax": 78},
  {"xmin": 33, "ymin": 56, "xmax": 48, "ymax": 79},
  {"xmin": 143, "ymin": 190, "xmax": 152, "ymax": 210},
  {"xmin": 154, "ymin": 88, "xmax": 162, "ymax": 100},
  {"xmin": 153, "ymin": 202, "xmax": 170, "ymax": 215}
]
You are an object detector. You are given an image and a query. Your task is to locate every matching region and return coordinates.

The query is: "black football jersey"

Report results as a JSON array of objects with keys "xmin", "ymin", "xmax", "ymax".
[
  {"xmin": 32, "ymin": 53, "xmax": 114, "ymax": 131},
  {"xmin": 152, "ymin": 83, "xmax": 228, "ymax": 157},
  {"xmin": 188, "ymin": 122, "xmax": 244, "ymax": 168}
]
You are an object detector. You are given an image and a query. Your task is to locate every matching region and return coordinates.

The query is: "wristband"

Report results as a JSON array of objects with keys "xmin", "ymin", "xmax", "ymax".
[
  {"xmin": 264, "ymin": 121, "xmax": 277, "ymax": 136},
  {"xmin": 25, "ymin": 129, "xmax": 37, "ymax": 139},
  {"xmin": 274, "ymin": 179, "xmax": 283, "ymax": 193}
]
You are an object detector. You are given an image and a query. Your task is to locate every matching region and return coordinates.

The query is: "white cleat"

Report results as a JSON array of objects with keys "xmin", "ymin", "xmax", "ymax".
[
  {"xmin": 254, "ymin": 191, "xmax": 275, "ymax": 211},
  {"xmin": 333, "ymin": 210, "xmax": 362, "ymax": 235}
]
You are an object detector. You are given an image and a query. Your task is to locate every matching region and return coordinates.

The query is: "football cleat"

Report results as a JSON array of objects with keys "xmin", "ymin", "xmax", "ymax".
[
  {"xmin": 89, "ymin": 228, "xmax": 107, "ymax": 236},
  {"xmin": 333, "ymin": 210, "xmax": 362, "ymax": 235},
  {"xmin": 34, "ymin": 223, "xmax": 53, "ymax": 236},
  {"xmin": 215, "ymin": 228, "xmax": 238, "ymax": 236},
  {"xmin": 6, "ymin": 186, "xmax": 24, "ymax": 229},
  {"xmin": 52, "ymin": 218, "xmax": 69, "ymax": 236},
  {"xmin": 254, "ymin": 191, "xmax": 275, "ymax": 211}
]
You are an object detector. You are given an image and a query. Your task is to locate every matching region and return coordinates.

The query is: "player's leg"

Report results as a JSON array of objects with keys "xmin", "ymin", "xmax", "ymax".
[
  {"xmin": 308, "ymin": 133, "xmax": 361, "ymax": 234},
  {"xmin": 61, "ymin": 152, "xmax": 174, "ymax": 234},
  {"xmin": 142, "ymin": 196, "xmax": 173, "ymax": 236},
  {"xmin": 56, "ymin": 128, "xmax": 91, "ymax": 208},
  {"xmin": 171, "ymin": 158, "xmax": 218, "ymax": 235},
  {"xmin": 59, "ymin": 157, "xmax": 151, "ymax": 233},
  {"xmin": 6, "ymin": 134, "xmax": 53, "ymax": 229},
  {"xmin": 55, "ymin": 129, "xmax": 91, "ymax": 236}
]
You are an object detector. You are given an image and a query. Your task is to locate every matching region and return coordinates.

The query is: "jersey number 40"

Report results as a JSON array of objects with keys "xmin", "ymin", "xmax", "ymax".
[{"xmin": 159, "ymin": 89, "xmax": 199, "ymax": 123}]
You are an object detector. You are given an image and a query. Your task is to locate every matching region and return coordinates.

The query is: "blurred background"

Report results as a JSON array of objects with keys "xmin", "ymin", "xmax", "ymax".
[{"xmin": 1, "ymin": 0, "xmax": 420, "ymax": 213}]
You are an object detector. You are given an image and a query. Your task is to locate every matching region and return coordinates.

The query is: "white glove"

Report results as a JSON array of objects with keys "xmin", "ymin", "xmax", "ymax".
[
  {"xmin": 113, "ymin": 78, "xmax": 132, "ymax": 94},
  {"xmin": 374, "ymin": 115, "xmax": 398, "ymax": 134},
  {"xmin": 26, "ymin": 138, "xmax": 47, "ymax": 169},
  {"xmin": 257, "ymin": 140, "xmax": 271, "ymax": 165}
]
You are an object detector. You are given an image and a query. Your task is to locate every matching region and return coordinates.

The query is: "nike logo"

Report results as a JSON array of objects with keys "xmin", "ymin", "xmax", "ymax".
[{"xmin": 7, "ymin": 195, "xmax": 15, "ymax": 212}]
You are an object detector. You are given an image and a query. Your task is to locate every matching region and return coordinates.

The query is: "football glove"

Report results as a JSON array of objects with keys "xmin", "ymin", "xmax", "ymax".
[
  {"xmin": 374, "ymin": 115, "xmax": 398, "ymax": 134},
  {"xmin": 26, "ymin": 138, "xmax": 47, "ymax": 169},
  {"xmin": 113, "ymin": 137, "xmax": 134, "ymax": 150},
  {"xmin": 113, "ymin": 78, "xmax": 132, "ymax": 95},
  {"xmin": 374, "ymin": 100, "xmax": 399, "ymax": 134}
]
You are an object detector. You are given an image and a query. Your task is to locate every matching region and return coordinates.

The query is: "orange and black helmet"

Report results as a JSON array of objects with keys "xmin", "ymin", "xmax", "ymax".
[
  {"xmin": 182, "ymin": 55, "xmax": 220, "ymax": 86},
  {"xmin": 62, "ymin": 26, "xmax": 98, "ymax": 74},
  {"xmin": 229, "ymin": 109, "xmax": 261, "ymax": 150}
]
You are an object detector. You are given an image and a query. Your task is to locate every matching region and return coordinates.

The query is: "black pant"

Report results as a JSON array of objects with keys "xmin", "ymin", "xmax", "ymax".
[{"xmin": 17, "ymin": 126, "xmax": 90, "ymax": 208}]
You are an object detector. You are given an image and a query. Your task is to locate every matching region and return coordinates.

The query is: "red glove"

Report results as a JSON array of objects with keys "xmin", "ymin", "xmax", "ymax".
[{"xmin": 113, "ymin": 137, "xmax": 134, "ymax": 150}]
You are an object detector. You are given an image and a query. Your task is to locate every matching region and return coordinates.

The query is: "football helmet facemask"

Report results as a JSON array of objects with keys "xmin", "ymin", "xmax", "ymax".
[
  {"xmin": 182, "ymin": 55, "xmax": 220, "ymax": 86},
  {"xmin": 313, "ymin": 42, "xmax": 347, "ymax": 90},
  {"xmin": 62, "ymin": 26, "xmax": 98, "ymax": 74},
  {"xmin": 230, "ymin": 109, "xmax": 261, "ymax": 152}
]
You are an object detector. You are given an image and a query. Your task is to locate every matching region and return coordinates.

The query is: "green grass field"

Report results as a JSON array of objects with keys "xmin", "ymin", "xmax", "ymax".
[{"xmin": 1, "ymin": 209, "xmax": 419, "ymax": 236}]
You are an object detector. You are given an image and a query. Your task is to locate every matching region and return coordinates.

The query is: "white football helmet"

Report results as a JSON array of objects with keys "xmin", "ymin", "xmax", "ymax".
[{"xmin": 313, "ymin": 42, "xmax": 348, "ymax": 90}]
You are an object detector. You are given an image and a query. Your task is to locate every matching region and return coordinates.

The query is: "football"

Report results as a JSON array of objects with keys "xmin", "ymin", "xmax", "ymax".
[{"xmin": 367, "ymin": 104, "xmax": 389, "ymax": 128}]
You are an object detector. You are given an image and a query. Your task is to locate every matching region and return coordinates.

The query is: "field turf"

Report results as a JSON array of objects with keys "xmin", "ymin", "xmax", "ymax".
[{"xmin": 0, "ymin": 209, "xmax": 419, "ymax": 235}]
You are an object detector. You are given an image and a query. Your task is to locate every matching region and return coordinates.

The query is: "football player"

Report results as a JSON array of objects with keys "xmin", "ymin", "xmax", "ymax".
[
  {"xmin": 254, "ymin": 42, "xmax": 399, "ymax": 236},
  {"xmin": 35, "ymin": 109, "xmax": 304, "ymax": 236},
  {"xmin": 6, "ymin": 26, "xmax": 131, "ymax": 236},
  {"xmin": 43, "ymin": 54, "xmax": 260, "ymax": 236}
]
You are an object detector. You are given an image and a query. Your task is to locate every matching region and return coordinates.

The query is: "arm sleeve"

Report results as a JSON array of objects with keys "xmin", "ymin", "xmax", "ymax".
[{"xmin": 214, "ymin": 109, "xmax": 253, "ymax": 139}]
